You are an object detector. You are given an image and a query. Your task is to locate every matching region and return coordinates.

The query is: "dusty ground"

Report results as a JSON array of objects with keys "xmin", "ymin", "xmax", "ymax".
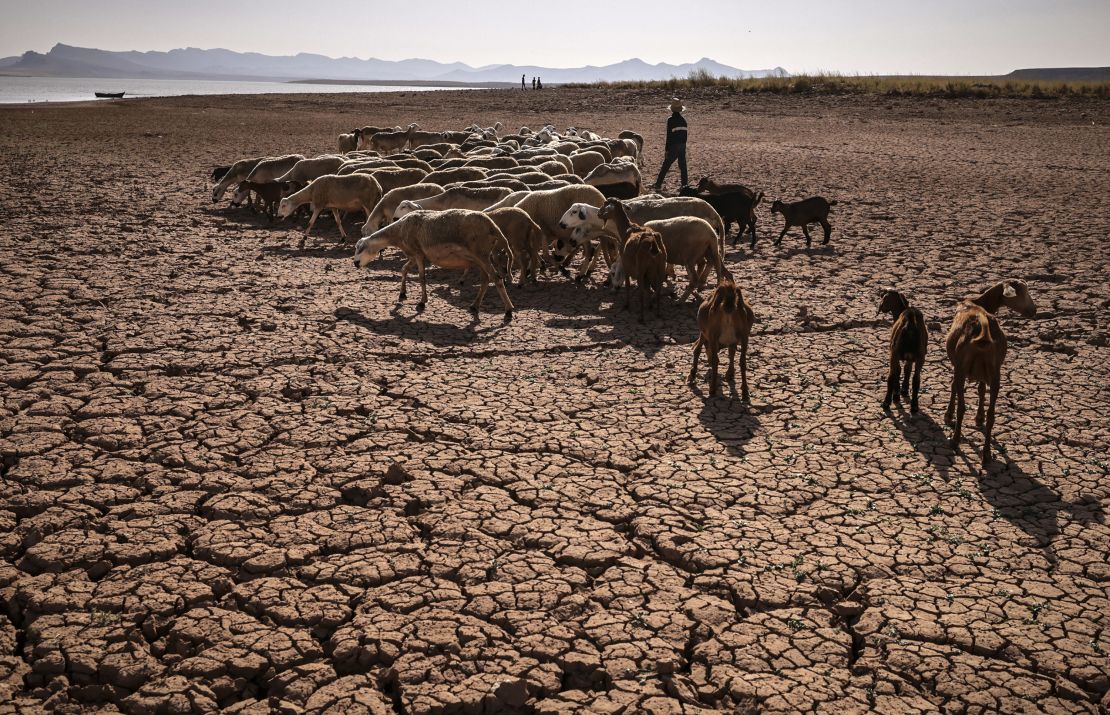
[{"xmin": 1, "ymin": 87, "xmax": 1108, "ymax": 714}]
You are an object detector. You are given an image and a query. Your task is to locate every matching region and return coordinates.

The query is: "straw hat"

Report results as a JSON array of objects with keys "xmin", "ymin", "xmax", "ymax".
[{"xmin": 669, "ymin": 97, "xmax": 685, "ymax": 112}]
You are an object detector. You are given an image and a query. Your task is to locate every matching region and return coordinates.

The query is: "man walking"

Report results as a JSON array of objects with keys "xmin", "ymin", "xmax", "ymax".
[
  {"xmin": 532, "ymin": 77, "xmax": 536, "ymax": 90},
  {"xmin": 652, "ymin": 97, "xmax": 688, "ymax": 192},
  {"xmin": 522, "ymin": 73, "xmax": 526, "ymax": 90}
]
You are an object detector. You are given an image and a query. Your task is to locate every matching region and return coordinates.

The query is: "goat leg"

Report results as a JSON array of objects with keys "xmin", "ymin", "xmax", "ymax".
[
  {"xmin": 740, "ymin": 337, "xmax": 750, "ymax": 403},
  {"xmin": 910, "ymin": 360, "xmax": 922, "ymax": 414},
  {"xmin": 775, "ymin": 225, "xmax": 788, "ymax": 246},
  {"xmin": 982, "ymin": 376, "xmax": 1000, "ymax": 466},
  {"xmin": 416, "ymin": 258, "xmax": 428, "ymax": 312},
  {"xmin": 688, "ymin": 337, "xmax": 703, "ymax": 385},
  {"xmin": 883, "ymin": 358, "xmax": 900, "ymax": 411},
  {"xmin": 951, "ymin": 371, "xmax": 967, "ymax": 449},
  {"xmin": 900, "ymin": 360, "xmax": 911, "ymax": 397},
  {"xmin": 802, "ymin": 225, "xmax": 813, "ymax": 248},
  {"xmin": 707, "ymin": 343, "xmax": 720, "ymax": 397},
  {"xmin": 975, "ymin": 381, "xmax": 987, "ymax": 427},
  {"xmin": 821, "ymin": 219, "xmax": 832, "ymax": 245}
]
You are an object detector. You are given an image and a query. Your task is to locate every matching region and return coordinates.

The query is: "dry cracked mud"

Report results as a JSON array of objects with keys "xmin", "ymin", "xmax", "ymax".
[{"xmin": 1, "ymin": 88, "xmax": 1108, "ymax": 713}]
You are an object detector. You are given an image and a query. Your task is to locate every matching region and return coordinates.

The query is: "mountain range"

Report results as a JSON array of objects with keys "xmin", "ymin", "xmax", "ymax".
[{"xmin": 0, "ymin": 44, "xmax": 788, "ymax": 84}]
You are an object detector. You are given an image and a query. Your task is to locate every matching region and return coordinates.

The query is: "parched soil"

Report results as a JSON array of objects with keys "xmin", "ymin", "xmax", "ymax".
[{"xmin": 1, "ymin": 87, "xmax": 1108, "ymax": 713}]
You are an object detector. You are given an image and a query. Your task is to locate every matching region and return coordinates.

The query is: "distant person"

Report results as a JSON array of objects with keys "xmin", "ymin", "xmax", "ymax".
[
  {"xmin": 522, "ymin": 73, "xmax": 526, "ymax": 90},
  {"xmin": 652, "ymin": 97, "xmax": 688, "ymax": 192},
  {"xmin": 537, "ymin": 77, "xmax": 543, "ymax": 90}
]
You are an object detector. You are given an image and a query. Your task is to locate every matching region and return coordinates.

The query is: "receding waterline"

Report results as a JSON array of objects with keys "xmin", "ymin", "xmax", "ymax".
[{"xmin": 0, "ymin": 76, "xmax": 484, "ymax": 104}]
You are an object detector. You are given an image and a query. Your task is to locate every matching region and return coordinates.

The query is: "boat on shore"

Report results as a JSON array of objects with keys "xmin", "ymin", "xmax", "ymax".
[{"xmin": 94, "ymin": 91, "xmax": 125, "ymax": 98}]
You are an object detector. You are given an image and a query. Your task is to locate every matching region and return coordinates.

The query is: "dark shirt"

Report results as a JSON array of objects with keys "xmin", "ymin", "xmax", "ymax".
[{"xmin": 665, "ymin": 112, "xmax": 688, "ymax": 148}]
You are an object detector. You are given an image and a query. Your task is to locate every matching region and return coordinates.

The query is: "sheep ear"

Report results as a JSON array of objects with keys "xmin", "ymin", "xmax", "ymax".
[{"xmin": 1003, "ymin": 282, "xmax": 1017, "ymax": 298}]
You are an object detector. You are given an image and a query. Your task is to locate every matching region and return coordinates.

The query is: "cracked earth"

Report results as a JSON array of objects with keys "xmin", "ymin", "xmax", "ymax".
[{"xmin": 1, "ymin": 88, "xmax": 1108, "ymax": 713}]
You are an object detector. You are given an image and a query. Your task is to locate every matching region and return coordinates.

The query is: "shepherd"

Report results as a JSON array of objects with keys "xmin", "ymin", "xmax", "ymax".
[{"xmin": 652, "ymin": 97, "xmax": 688, "ymax": 192}]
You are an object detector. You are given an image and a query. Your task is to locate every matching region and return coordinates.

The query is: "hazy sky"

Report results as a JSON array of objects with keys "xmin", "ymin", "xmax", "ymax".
[{"xmin": 1, "ymin": 0, "xmax": 1107, "ymax": 74}]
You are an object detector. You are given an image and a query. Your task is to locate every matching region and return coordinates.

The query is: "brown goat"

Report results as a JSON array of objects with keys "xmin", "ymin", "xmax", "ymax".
[
  {"xmin": 770, "ymin": 196, "xmax": 837, "ymax": 247},
  {"xmin": 688, "ymin": 276, "xmax": 755, "ymax": 400},
  {"xmin": 945, "ymin": 280, "xmax": 1036, "ymax": 466},
  {"xmin": 598, "ymin": 198, "xmax": 667, "ymax": 322},
  {"xmin": 231, "ymin": 180, "xmax": 288, "ymax": 220},
  {"xmin": 879, "ymin": 290, "xmax": 928, "ymax": 413}
]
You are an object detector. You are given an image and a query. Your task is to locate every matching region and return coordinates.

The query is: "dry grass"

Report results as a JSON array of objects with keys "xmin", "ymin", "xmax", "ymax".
[{"xmin": 566, "ymin": 69, "xmax": 1110, "ymax": 99}]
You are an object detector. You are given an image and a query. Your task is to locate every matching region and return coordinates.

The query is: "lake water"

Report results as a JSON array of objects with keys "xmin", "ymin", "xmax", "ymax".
[{"xmin": 0, "ymin": 76, "xmax": 478, "ymax": 104}]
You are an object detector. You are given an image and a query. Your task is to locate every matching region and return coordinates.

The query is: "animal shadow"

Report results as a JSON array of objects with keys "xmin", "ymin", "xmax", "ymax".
[
  {"xmin": 694, "ymin": 385, "xmax": 764, "ymax": 457},
  {"xmin": 334, "ymin": 306, "xmax": 491, "ymax": 346},
  {"xmin": 977, "ymin": 456, "xmax": 1105, "ymax": 568},
  {"xmin": 890, "ymin": 406, "xmax": 956, "ymax": 480}
]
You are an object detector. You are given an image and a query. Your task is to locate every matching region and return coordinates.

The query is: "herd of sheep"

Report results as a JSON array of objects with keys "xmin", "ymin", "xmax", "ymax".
[{"xmin": 210, "ymin": 120, "xmax": 1037, "ymax": 468}]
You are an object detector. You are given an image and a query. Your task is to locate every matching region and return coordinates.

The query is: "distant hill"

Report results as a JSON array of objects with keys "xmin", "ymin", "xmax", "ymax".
[
  {"xmin": 0, "ymin": 44, "xmax": 787, "ymax": 84},
  {"xmin": 1005, "ymin": 67, "xmax": 1110, "ymax": 82}
]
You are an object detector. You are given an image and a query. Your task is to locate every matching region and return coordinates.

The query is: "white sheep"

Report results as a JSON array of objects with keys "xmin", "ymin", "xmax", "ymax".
[
  {"xmin": 353, "ymin": 209, "xmax": 515, "ymax": 320},
  {"xmin": 361, "ymin": 183, "xmax": 445, "ymax": 236},
  {"xmin": 393, "ymin": 185, "xmax": 513, "ymax": 219},
  {"xmin": 277, "ymin": 173, "xmax": 383, "ymax": 241},
  {"xmin": 211, "ymin": 156, "xmax": 265, "ymax": 203}
]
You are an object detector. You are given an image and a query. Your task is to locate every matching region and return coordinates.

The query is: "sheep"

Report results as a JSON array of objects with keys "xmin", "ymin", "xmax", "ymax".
[
  {"xmin": 234, "ymin": 154, "xmax": 305, "ymax": 211},
  {"xmin": 338, "ymin": 159, "xmax": 400, "ymax": 175},
  {"xmin": 491, "ymin": 171, "xmax": 552, "ymax": 186},
  {"xmin": 441, "ymin": 130, "xmax": 474, "ymax": 144},
  {"xmin": 246, "ymin": 154, "xmax": 306, "ymax": 185},
  {"xmin": 368, "ymin": 128, "xmax": 410, "ymax": 154},
  {"xmin": 423, "ymin": 167, "xmax": 489, "ymax": 186},
  {"xmin": 338, "ymin": 129, "xmax": 362, "ymax": 153},
  {"xmin": 584, "ymin": 162, "xmax": 642, "ymax": 200},
  {"xmin": 569, "ymin": 151, "xmax": 607, "ymax": 177},
  {"xmin": 394, "ymin": 185, "xmax": 513, "ymax": 219},
  {"xmin": 483, "ymin": 191, "xmax": 532, "ymax": 211},
  {"xmin": 529, "ymin": 160, "xmax": 569, "ymax": 178},
  {"xmin": 486, "ymin": 207, "xmax": 545, "ymax": 286},
  {"xmin": 531, "ymin": 180, "xmax": 573, "ymax": 191},
  {"xmin": 550, "ymin": 174, "xmax": 584, "ymax": 185},
  {"xmin": 878, "ymin": 290, "xmax": 928, "ymax": 414},
  {"xmin": 406, "ymin": 124, "xmax": 445, "ymax": 149},
  {"xmin": 608, "ymin": 137, "xmax": 642, "ymax": 166},
  {"xmin": 642, "ymin": 217, "xmax": 723, "ymax": 301},
  {"xmin": 688, "ymin": 276, "xmax": 754, "ymax": 399},
  {"xmin": 355, "ymin": 167, "xmax": 429, "ymax": 194},
  {"xmin": 276, "ymin": 156, "xmax": 346, "ymax": 191},
  {"xmin": 677, "ymin": 186, "xmax": 763, "ymax": 248},
  {"xmin": 379, "ymin": 157, "xmax": 434, "ymax": 172},
  {"xmin": 617, "ymin": 130, "xmax": 644, "ymax": 154},
  {"xmin": 353, "ymin": 209, "xmax": 514, "ymax": 320},
  {"xmin": 770, "ymin": 196, "xmax": 837, "ymax": 247},
  {"xmin": 513, "ymin": 184, "xmax": 607, "ymax": 254},
  {"xmin": 598, "ymin": 199, "xmax": 668, "ymax": 322},
  {"xmin": 448, "ymin": 178, "xmax": 530, "ymax": 192},
  {"xmin": 356, "ymin": 126, "xmax": 390, "ymax": 149},
  {"xmin": 412, "ymin": 149, "xmax": 444, "ymax": 162},
  {"xmin": 230, "ymin": 180, "xmax": 287, "ymax": 219},
  {"xmin": 361, "ymin": 183, "xmax": 444, "ymax": 236},
  {"xmin": 464, "ymin": 156, "xmax": 519, "ymax": 170},
  {"xmin": 577, "ymin": 143, "xmax": 613, "ymax": 163},
  {"xmin": 556, "ymin": 196, "xmax": 726, "ymax": 254},
  {"xmin": 212, "ymin": 157, "xmax": 266, "ymax": 202},
  {"xmin": 945, "ymin": 280, "xmax": 1036, "ymax": 466},
  {"xmin": 580, "ymin": 215, "xmax": 722, "ymax": 299},
  {"xmin": 277, "ymin": 173, "xmax": 383, "ymax": 241}
]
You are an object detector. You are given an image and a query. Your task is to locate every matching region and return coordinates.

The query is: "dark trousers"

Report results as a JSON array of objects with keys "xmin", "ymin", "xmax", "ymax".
[{"xmin": 654, "ymin": 145, "xmax": 688, "ymax": 188}]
